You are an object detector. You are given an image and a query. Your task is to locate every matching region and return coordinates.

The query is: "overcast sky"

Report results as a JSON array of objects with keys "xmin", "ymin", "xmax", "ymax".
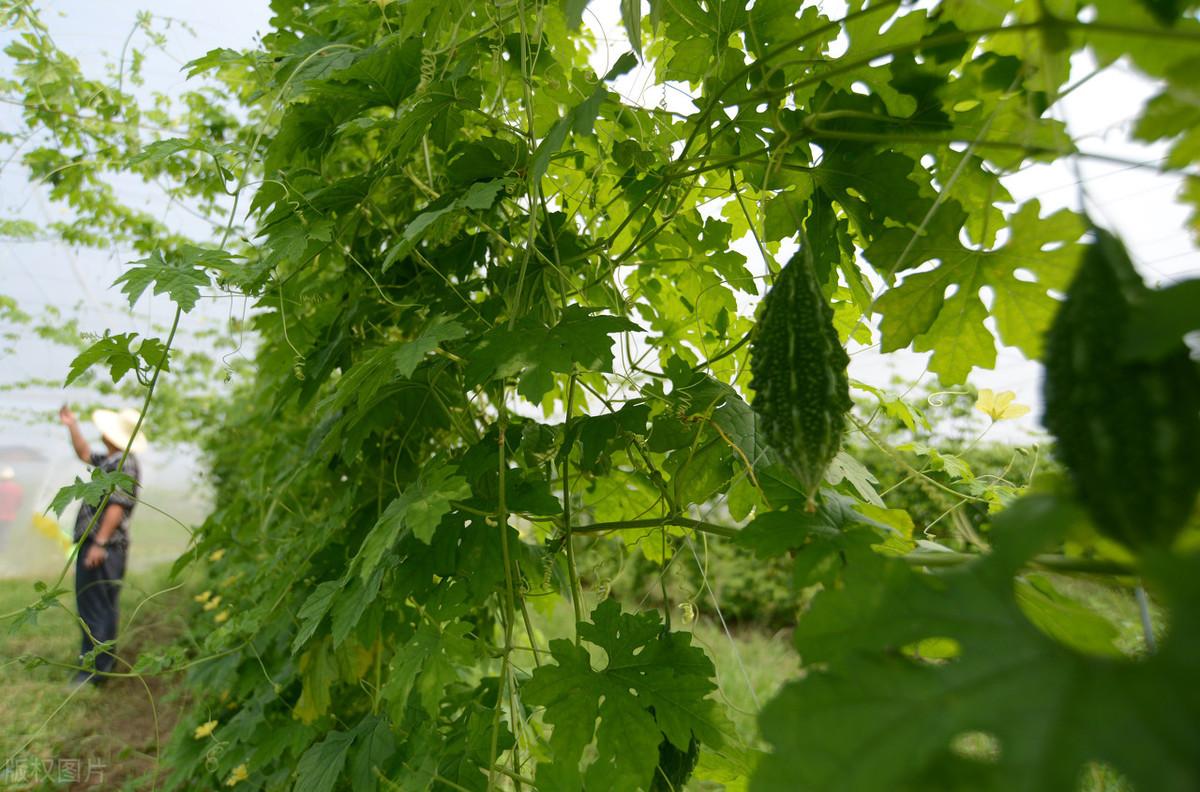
[{"xmin": 2, "ymin": 0, "xmax": 1196, "ymax": 475}]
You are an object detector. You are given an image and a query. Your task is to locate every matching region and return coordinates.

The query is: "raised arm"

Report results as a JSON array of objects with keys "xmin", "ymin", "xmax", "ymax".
[{"xmin": 59, "ymin": 405, "xmax": 92, "ymax": 463}]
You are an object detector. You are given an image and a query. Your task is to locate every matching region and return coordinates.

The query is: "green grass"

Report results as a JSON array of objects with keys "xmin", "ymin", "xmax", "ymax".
[{"xmin": 0, "ymin": 567, "xmax": 192, "ymax": 790}]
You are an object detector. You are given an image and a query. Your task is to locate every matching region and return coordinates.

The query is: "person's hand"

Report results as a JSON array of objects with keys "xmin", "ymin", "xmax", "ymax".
[
  {"xmin": 59, "ymin": 405, "xmax": 77, "ymax": 426},
  {"xmin": 83, "ymin": 543, "xmax": 107, "ymax": 569}
]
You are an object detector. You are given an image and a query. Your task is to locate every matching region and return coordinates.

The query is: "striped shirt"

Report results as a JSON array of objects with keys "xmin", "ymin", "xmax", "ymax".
[{"xmin": 73, "ymin": 451, "xmax": 141, "ymax": 546}]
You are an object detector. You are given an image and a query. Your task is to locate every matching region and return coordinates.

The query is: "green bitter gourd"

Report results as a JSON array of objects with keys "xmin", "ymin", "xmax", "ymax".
[
  {"xmin": 749, "ymin": 250, "xmax": 852, "ymax": 510},
  {"xmin": 1042, "ymin": 227, "xmax": 1200, "ymax": 548}
]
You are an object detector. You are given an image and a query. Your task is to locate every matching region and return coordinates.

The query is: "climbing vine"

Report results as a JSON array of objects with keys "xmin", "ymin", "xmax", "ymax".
[{"xmin": 4, "ymin": 0, "xmax": 1200, "ymax": 790}]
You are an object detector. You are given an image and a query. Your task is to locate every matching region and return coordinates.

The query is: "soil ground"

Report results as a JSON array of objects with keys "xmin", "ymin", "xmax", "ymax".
[{"xmin": 1, "ymin": 567, "xmax": 193, "ymax": 790}]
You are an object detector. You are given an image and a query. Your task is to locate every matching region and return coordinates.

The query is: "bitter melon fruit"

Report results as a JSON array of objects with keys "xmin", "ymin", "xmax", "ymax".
[
  {"xmin": 749, "ymin": 250, "xmax": 852, "ymax": 508},
  {"xmin": 1042, "ymin": 227, "xmax": 1200, "ymax": 548}
]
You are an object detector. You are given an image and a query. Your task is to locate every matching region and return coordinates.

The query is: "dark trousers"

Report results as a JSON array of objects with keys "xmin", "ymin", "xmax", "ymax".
[{"xmin": 75, "ymin": 542, "xmax": 127, "ymax": 675}]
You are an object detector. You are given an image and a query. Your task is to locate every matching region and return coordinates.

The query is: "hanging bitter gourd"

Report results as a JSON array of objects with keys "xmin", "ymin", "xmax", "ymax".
[
  {"xmin": 749, "ymin": 250, "xmax": 852, "ymax": 509},
  {"xmin": 1042, "ymin": 227, "xmax": 1200, "ymax": 548}
]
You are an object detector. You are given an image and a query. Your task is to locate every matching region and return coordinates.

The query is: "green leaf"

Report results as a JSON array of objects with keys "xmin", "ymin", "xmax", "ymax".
[
  {"xmin": 294, "ymin": 725, "xmax": 355, "ymax": 792},
  {"xmin": 381, "ymin": 616, "xmax": 474, "ymax": 719},
  {"xmin": 383, "ymin": 180, "xmax": 510, "ymax": 270},
  {"xmin": 349, "ymin": 715, "xmax": 396, "ymax": 792},
  {"xmin": 763, "ymin": 183, "xmax": 814, "ymax": 242},
  {"xmin": 824, "ymin": 451, "xmax": 884, "ymax": 506},
  {"xmin": 871, "ymin": 201, "xmax": 1085, "ymax": 383},
  {"xmin": 1013, "ymin": 574, "xmax": 1121, "ymax": 658},
  {"xmin": 113, "ymin": 246, "xmax": 223, "ymax": 312},
  {"xmin": 293, "ymin": 580, "xmax": 342, "ymax": 652},
  {"xmin": 524, "ymin": 600, "xmax": 741, "ymax": 790},
  {"xmin": 330, "ymin": 568, "xmax": 384, "ymax": 647},
  {"xmin": 665, "ymin": 438, "xmax": 732, "ymax": 508},
  {"xmin": 64, "ymin": 332, "xmax": 145, "ymax": 386},
  {"xmin": 620, "ymin": 0, "xmax": 643, "ymax": 58},
  {"xmin": 754, "ymin": 495, "xmax": 1200, "ymax": 792},
  {"xmin": 320, "ymin": 317, "xmax": 465, "ymax": 419},
  {"xmin": 393, "ymin": 319, "xmax": 466, "ymax": 378},
  {"xmin": 48, "ymin": 467, "xmax": 136, "ymax": 518},
  {"xmin": 1132, "ymin": 0, "xmax": 1188, "ymax": 28},
  {"xmin": 574, "ymin": 401, "xmax": 650, "ymax": 472},
  {"xmin": 899, "ymin": 442, "xmax": 975, "ymax": 481},
  {"xmin": 127, "ymin": 138, "xmax": 227, "ymax": 170},
  {"xmin": 531, "ymin": 90, "xmax": 601, "ymax": 182},
  {"xmin": 355, "ymin": 462, "xmax": 470, "ymax": 581},
  {"xmin": 183, "ymin": 47, "xmax": 248, "ymax": 78},
  {"xmin": 465, "ymin": 307, "xmax": 639, "ymax": 402},
  {"xmin": 562, "ymin": 0, "xmax": 588, "ymax": 29},
  {"xmin": 737, "ymin": 494, "xmax": 865, "ymax": 560}
]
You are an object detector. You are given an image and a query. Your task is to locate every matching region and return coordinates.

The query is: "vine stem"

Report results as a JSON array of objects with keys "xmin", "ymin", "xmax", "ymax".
[
  {"xmin": 561, "ymin": 372, "xmax": 585, "ymax": 634},
  {"xmin": 695, "ymin": 328, "xmax": 753, "ymax": 372},
  {"xmin": 574, "ymin": 515, "xmax": 738, "ymax": 540},
  {"xmin": 488, "ymin": 386, "xmax": 518, "ymax": 792},
  {"xmin": 1135, "ymin": 585, "xmax": 1157, "ymax": 653},
  {"xmin": 575, "ymin": 517, "xmax": 1136, "ymax": 577},
  {"xmin": 905, "ymin": 551, "xmax": 1135, "ymax": 577},
  {"xmin": 849, "ymin": 414, "xmax": 990, "ymax": 505},
  {"xmin": 491, "ymin": 765, "xmax": 537, "ymax": 787}
]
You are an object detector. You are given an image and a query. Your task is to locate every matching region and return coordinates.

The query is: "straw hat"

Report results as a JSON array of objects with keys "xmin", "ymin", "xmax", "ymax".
[
  {"xmin": 0, "ymin": 466, "xmax": 13, "ymax": 480},
  {"xmin": 91, "ymin": 408, "xmax": 148, "ymax": 453}
]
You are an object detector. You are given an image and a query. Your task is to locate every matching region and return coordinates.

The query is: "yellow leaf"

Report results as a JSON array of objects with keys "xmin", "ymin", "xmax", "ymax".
[
  {"xmin": 209, "ymin": 548, "xmax": 226, "ymax": 562},
  {"xmin": 225, "ymin": 764, "xmax": 248, "ymax": 786},
  {"xmin": 193, "ymin": 590, "xmax": 211, "ymax": 604},
  {"xmin": 336, "ymin": 639, "xmax": 376, "ymax": 682},
  {"xmin": 975, "ymin": 388, "xmax": 1031, "ymax": 422},
  {"xmin": 214, "ymin": 610, "xmax": 230, "ymax": 624},
  {"xmin": 293, "ymin": 641, "xmax": 336, "ymax": 724},
  {"xmin": 855, "ymin": 503, "xmax": 915, "ymax": 538},
  {"xmin": 203, "ymin": 595, "xmax": 222, "ymax": 611},
  {"xmin": 193, "ymin": 720, "xmax": 218, "ymax": 739}
]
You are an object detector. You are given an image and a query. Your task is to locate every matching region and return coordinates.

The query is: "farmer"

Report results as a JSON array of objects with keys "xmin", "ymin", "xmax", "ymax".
[
  {"xmin": 59, "ymin": 405, "xmax": 145, "ymax": 686},
  {"xmin": 0, "ymin": 466, "xmax": 21, "ymax": 551}
]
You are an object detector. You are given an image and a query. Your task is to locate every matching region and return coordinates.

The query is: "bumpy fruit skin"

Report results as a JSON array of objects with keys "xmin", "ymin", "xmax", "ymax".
[
  {"xmin": 1042, "ymin": 228, "xmax": 1200, "ymax": 548},
  {"xmin": 749, "ymin": 251, "xmax": 852, "ymax": 507}
]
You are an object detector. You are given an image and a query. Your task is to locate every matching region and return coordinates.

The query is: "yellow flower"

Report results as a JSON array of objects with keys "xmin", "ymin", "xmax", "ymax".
[
  {"xmin": 203, "ymin": 595, "xmax": 223, "ymax": 612},
  {"xmin": 193, "ymin": 590, "xmax": 211, "ymax": 604},
  {"xmin": 975, "ymin": 389, "xmax": 1031, "ymax": 422},
  {"xmin": 209, "ymin": 548, "xmax": 226, "ymax": 562},
  {"xmin": 214, "ymin": 610, "xmax": 230, "ymax": 624},
  {"xmin": 225, "ymin": 764, "xmax": 248, "ymax": 786},
  {"xmin": 193, "ymin": 720, "xmax": 218, "ymax": 739}
]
